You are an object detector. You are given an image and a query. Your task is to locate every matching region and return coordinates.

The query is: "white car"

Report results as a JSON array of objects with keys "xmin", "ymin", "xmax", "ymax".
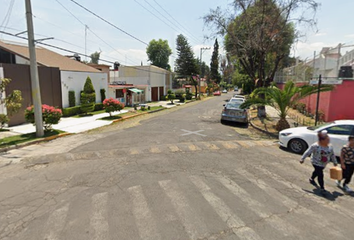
[
  {"xmin": 222, "ymin": 89, "xmax": 228, "ymax": 93},
  {"xmin": 279, "ymin": 120, "xmax": 354, "ymax": 156},
  {"xmin": 233, "ymin": 94, "xmax": 245, "ymax": 99},
  {"xmin": 229, "ymin": 97, "xmax": 245, "ymax": 103}
]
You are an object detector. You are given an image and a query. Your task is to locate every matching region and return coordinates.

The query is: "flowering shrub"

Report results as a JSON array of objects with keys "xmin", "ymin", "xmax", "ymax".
[
  {"xmin": 25, "ymin": 105, "xmax": 63, "ymax": 131},
  {"xmin": 103, "ymin": 98, "xmax": 124, "ymax": 117}
]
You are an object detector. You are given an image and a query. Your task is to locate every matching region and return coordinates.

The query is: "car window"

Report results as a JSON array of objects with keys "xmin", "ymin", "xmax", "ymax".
[
  {"xmin": 226, "ymin": 102, "xmax": 241, "ymax": 109},
  {"xmin": 307, "ymin": 122, "xmax": 334, "ymax": 131},
  {"xmin": 325, "ymin": 125, "xmax": 354, "ymax": 135}
]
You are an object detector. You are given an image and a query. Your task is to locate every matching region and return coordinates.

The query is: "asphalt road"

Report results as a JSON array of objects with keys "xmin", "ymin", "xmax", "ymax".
[{"xmin": 1, "ymin": 92, "xmax": 354, "ymax": 240}]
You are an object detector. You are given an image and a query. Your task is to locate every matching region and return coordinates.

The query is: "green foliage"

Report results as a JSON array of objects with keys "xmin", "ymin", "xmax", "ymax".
[
  {"xmin": 69, "ymin": 91, "xmax": 76, "ymax": 107},
  {"xmin": 100, "ymin": 89, "xmax": 106, "ymax": 103},
  {"xmin": 62, "ymin": 106, "xmax": 81, "ymax": 117},
  {"xmin": 146, "ymin": 39, "xmax": 172, "ymax": 70},
  {"xmin": 241, "ymin": 81, "xmax": 333, "ymax": 131},
  {"xmin": 94, "ymin": 103, "xmax": 104, "ymax": 111},
  {"xmin": 25, "ymin": 105, "xmax": 62, "ymax": 131},
  {"xmin": 175, "ymin": 34, "xmax": 200, "ymax": 92},
  {"xmin": 210, "ymin": 39, "xmax": 221, "ymax": 83},
  {"xmin": 167, "ymin": 89, "xmax": 176, "ymax": 104},
  {"xmin": 179, "ymin": 94, "xmax": 186, "ymax": 103},
  {"xmin": 81, "ymin": 77, "xmax": 96, "ymax": 115},
  {"xmin": 90, "ymin": 51, "xmax": 100, "ymax": 64},
  {"xmin": 0, "ymin": 78, "xmax": 23, "ymax": 118},
  {"xmin": 174, "ymin": 89, "xmax": 185, "ymax": 98},
  {"xmin": 296, "ymin": 103, "xmax": 306, "ymax": 113},
  {"xmin": 0, "ymin": 114, "xmax": 9, "ymax": 129},
  {"xmin": 5, "ymin": 90, "xmax": 22, "ymax": 116}
]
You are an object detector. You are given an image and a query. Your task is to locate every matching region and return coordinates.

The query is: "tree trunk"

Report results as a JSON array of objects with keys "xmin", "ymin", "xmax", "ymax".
[{"xmin": 276, "ymin": 117, "xmax": 290, "ymax": 132}]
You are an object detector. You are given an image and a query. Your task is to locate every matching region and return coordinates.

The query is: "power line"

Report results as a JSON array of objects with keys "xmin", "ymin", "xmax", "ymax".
[
  {"xmin": 68, "ymin": 0, "xmax": 149, "ymax": 46},
  {"xmin": 152, "ymin": 0, "xmax": 202, "ymax": 44},
  {"xmin": 53, "ymin": 0, "xmax": 141, "ymax": 66},
  {"xmin": 0, "ymin": 30, "xmax": 176, "ymax": 76},
  {"xmin": 0, "ymin": 0, "xmax": 15, "ymax": 35}
]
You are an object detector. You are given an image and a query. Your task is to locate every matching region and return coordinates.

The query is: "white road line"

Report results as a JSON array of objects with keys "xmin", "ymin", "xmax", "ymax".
[
  {"xmin": 90, "ymin": 192, "xmax": 109, "ymax": 240},
  {"xmin": 127, "ymin": 185, "xmax": 161, "ymax": 240},
  {"xmin": 214, "ymin": 174, "xmax": 300, "ymax": 237},
  {"xmin": 238, "ymin": 168, "xmax": 346, "ymax": 239},
  {"xmin": 253, "ymin": 165, "xmax": 354, "ymax": 220},
  {"xmin": 190, "ymin": 176, "xmax": 262, "ymax": 240},
  {"xmin": 43, "ymin": 204, "xmax": 69, "ymax": 240},
  {"xmin": 159, "ymin": 180, "xmax": 209, "ymax": 239}
]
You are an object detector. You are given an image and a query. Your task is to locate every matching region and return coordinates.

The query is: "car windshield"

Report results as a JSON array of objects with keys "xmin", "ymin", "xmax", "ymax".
[
  {"xmin": 230, "ymin": 98, "xmax": 243, "ymax": 102},
  {"xmin": 307, "ymin": 122, "xmax": 334, "ymax": 131},
  {"xmin": 226, "ymin": 102, "xmax": 242, "ymax": 109}
]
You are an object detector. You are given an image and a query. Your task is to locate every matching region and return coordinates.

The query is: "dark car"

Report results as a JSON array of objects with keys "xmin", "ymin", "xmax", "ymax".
[{"xmin": 221, "ymin": 102, "xmax": 248, "ymax": 124}]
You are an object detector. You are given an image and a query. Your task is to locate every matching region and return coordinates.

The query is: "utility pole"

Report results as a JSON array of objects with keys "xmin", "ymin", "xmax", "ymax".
[
  {"xmin": 199, "ymin": 47, "xmax": 210, "ymax": 100},
  {"xmin": 315, "ymin": 74, "xmax": 322, "ymax": 126},
  {"xmin": 25, "ymin": 0, "xmax": 44, "ymax": 137}
]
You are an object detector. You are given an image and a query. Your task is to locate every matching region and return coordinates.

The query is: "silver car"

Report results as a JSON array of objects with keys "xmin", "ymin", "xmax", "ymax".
[{"xmin": 221, "ymin": 102, "xmax": 248, "ymax": 124}]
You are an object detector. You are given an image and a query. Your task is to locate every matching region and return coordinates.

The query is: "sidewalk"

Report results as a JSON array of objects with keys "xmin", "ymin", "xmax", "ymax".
[{"xmin": 3, "ymin": 100, "xmax": 183, "ymax": 136}]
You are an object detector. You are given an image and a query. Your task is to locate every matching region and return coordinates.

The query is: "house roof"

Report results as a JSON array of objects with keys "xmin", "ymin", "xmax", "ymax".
[{"xmin": 0, "ymin": 40, "xmax": 100, "ymax": 73}]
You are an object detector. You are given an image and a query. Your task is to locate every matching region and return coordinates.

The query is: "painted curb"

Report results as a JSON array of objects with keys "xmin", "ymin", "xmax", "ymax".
[
  {"xmin": 0, "ymin": 133, "xmax": 73, "ymax": 153},
  {"xmin": 249, "ymin": 119, "xmax": 278, "ymax": 139}
]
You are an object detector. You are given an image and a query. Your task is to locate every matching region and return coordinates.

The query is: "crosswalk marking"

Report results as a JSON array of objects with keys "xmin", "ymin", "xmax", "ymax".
[
  {"xmin": 190, "ymin": 176, "xmax": 262, "ymax": 240},
  {"xmin": 254, "ymin": 164, "xmax": 354, "ymax": 220},
  {"xmin": 130, "ymin": 149, "xmax": 140, "ymax": 155},
  {"xmin": 169, "ymin": 145, "xmax": 181, "ymax": 152},
  {"xmin": 90, "ymin": 192, "xmax": 109, "ymax": 240},
  {"xmin": 220, "ymin": 141, "xmax": 239, "ymax": 149},
  {"xmin": 237, "ymin": 141, "xmax": 256, "ymax": 147},
  {"xmin": 238, "ymin": 168, "xmax": 346, "ymax": 239},
  {"xmin": 43, "ymin": 204, "xmax": 69, "ymax": 240},
  {"xmin": 128, "ymin": 185, "xmax": 161, "ymax": 240},
  {"xmin": 188, "ymin": 144, "xmax": 201, "ymax": 151},
  {"xmin": 203, "ymin": 142, "xmax": 220, "ymax": 150},
  {"xmin": 149, "ymin": 147, "xmax": 161, "ymax": 153},
  {"xmin": 214, "ymin": 174, "xmax": 300, "ymax": 237},
  {"xmin": 159, "ymin": 180, "xmax": 209, "ymax": 239}
]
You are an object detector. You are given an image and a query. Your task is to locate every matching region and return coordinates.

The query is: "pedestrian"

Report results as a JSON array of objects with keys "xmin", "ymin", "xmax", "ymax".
[
  {"xmin": 337, "ymin": 135, "xmax": 354, "ymax": 193},
  {"xmin": 300, "ymin": 130, "xmax": 337, "ymax": 195}
]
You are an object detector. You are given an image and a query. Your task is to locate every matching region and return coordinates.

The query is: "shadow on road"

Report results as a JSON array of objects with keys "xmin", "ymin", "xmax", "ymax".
[
  {"xmin": 303, "ymin": 188, "xmax": 344, "ymax": 201},
  {"xmin": 221, "ymin": 120, "xmax": 249, "ymax": 129}
]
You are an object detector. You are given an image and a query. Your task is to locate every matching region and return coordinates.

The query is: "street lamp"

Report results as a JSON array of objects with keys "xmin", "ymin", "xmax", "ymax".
[{"xmin": 199, "ymin": 47, "xmax": 211, "ymax": 99}]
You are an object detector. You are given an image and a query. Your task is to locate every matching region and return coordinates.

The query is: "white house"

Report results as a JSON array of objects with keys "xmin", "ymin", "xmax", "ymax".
[
  {"xmin": 109, "ymin": 65, "xmax": 172, "ymax": 104},
  {"xmin": 0, "ymin": 40, "xmax": 108, "ymax": 109}
]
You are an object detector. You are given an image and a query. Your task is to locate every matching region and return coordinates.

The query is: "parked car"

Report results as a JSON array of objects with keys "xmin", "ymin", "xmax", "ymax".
[
  {"xmin": 221, "ymin": 102, "xmax": 249, "ymax": 124},
  {"xmin": 229, "ymin": 97, "xmax": 245, "ymax": 103},
  {"xmin": 213, "ymin": 91, "xmax": 221, "ymax": 96},
  {"xmin": 222, "ymin": 89, "xmax": 228, "ymax": 93},
  {"xmin": 279, "ymin": 120, "xmax": 354, "ymax": 156},
  {"xmin": 234, "ymin": 87, "xmax": 239, "ymax": 91},
  {"xmin": 233, "ymin": 94, "xmax": 245, "ymax": 99}
]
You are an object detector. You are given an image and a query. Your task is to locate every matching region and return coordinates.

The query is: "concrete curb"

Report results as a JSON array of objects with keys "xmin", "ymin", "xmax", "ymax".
[
  {"xmin": 249, "ymin": 119, "xmax": 278, "ymax": 139},
  {"xmin": 112, "ymin": 108, "xmax": 166, "ymax": 123},
  {"xmin": 0, "ymin": 133, "xmax": 73, "ymax": 153}
]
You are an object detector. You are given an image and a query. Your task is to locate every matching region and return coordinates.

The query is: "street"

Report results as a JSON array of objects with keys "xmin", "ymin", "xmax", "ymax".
[{"xmin": 1, "ymin": 92, "xmax": 354, "ymax": 240}]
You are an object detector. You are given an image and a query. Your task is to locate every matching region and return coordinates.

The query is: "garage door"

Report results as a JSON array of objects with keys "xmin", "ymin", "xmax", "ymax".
[{"xmin": 151, "ymin": 87, "xmax": 159, "ymax": 102}]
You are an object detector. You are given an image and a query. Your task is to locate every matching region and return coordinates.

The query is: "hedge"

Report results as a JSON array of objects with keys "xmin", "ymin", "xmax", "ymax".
[
  {"xmin": 95, "ymin": 103, "xmax": 104, "ymax": 111},
  {"xmin": 63, "ymin": 106, "xmax": 81, "ymax": 117}
]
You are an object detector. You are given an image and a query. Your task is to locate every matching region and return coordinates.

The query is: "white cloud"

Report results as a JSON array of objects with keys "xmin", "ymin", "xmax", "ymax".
[
  {"xmin": 315, "ymin": 32, "xmax": 327, "ymax": 37},
  {"xmin": 104, "ymin": 48, "xmax": 147, "ymax": 66},
  {"xmin": 345, "ymin": 34, "xmax": 354, "ymax": 38},
  {"xmin": 293, "ymin": 41, "xmax": 334, "ymax": 59}
]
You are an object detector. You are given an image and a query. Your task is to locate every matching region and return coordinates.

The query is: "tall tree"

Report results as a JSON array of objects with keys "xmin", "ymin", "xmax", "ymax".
[
  {"xmin": 204, "ymin": 0, "xmax": 318, "ymax": 116},
  {"xmin": 146, "ymin": 39, "xmax": 172, "ymax": 70},
  {"xmin": 210, "ymin": 39, "xmax": 221, "ymax": 84},
  {"xmin": 175, "ymin": 34, "xmax": 200, "ymax": 98},
  {"xmin": 90, "ymin": 51, "xmax": 101, "ymax": 64}
]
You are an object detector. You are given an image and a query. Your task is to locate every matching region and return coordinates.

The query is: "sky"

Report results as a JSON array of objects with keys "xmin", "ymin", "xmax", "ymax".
[{"xmin": 1, "ymin": 0, "xmax": 354, "ymax": 68}]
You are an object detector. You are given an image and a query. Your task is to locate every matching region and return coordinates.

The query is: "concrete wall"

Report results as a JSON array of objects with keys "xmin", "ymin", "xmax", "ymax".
[{"xmin": 61, "ymin": 71, "xmax": 108, "ymax": 108}]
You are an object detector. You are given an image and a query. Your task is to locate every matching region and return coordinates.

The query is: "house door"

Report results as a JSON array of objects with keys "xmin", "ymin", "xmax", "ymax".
[
  {"xmin": 151, "ymin": 87, "xmax": 159, "ymax": 101},
  {"xmin": 159, "ymin": 87, "xmax": 164, "ymax": 100}
]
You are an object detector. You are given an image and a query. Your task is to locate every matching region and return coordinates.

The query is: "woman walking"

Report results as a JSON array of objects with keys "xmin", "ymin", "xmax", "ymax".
[{"xmin": 300, "ymin": 130, "xmax": 337, "ymax": 195}]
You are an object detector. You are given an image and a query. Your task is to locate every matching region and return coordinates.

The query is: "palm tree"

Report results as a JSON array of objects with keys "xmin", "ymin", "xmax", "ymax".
[{"xmin": 240, "ymin": 81, "xmax": 333, "ymax": 131}]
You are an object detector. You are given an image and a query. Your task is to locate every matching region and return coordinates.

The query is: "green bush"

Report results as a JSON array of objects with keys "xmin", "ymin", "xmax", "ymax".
[
  {"xmin": 0, "ymin": 114, "xmax": 9, "ymax": 129},
  {"xmin": 174, "ymin": 89, "xmax": 185, "ymax": 98},
  {"xmin": 296, "ymin": 103, "xmax": 306, "ymax": 113},
  {"xmin": 167, "ymin": 90, "xmax": 175, "ymax": 104},
  {"xmin": 94, "ymin": 103, "xmax": 104, "ymax": 111},
  {"xmin": 103, "ymin": 98, "xmax": 124, "ymax": 116},
  {"xmin": 81, "ymin": 77, "xmax": 96, "ymax": 114},
  {"xmin": 25, "ymin": 105, "xmax": 62, "ymax": 131},
  {"xmin": 81, "ymin": 103, "xmax": 95, "ymax": 114},
  {"xmin": 179, "ymin": 93, "xmax": 186, "ymax": 103},
  {"xmin": 62, "ymin": 106, "xmax": 81, "ymax": 117},
  {"xmin": 100, "ymin": 89, "xmax": 106, "ymax": 103},
  {"xmin": 69, "ymin": 91, "xmax": 76, "ymax": 107}
]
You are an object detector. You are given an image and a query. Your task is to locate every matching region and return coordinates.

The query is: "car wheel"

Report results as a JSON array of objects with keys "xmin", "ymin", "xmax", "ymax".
[{"xmin": 289, "ymin": 139, "xmax": 308, "ymax": 154}]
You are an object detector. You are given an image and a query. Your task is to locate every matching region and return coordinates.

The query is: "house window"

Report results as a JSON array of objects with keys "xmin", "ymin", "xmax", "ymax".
[
  {"xmin": 0, "ymin": 49, "xmax": 15, "ymax": 64},
  {"xmin": 116, "ymin": 89, "xmax": 124, "ymax": 98}
]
